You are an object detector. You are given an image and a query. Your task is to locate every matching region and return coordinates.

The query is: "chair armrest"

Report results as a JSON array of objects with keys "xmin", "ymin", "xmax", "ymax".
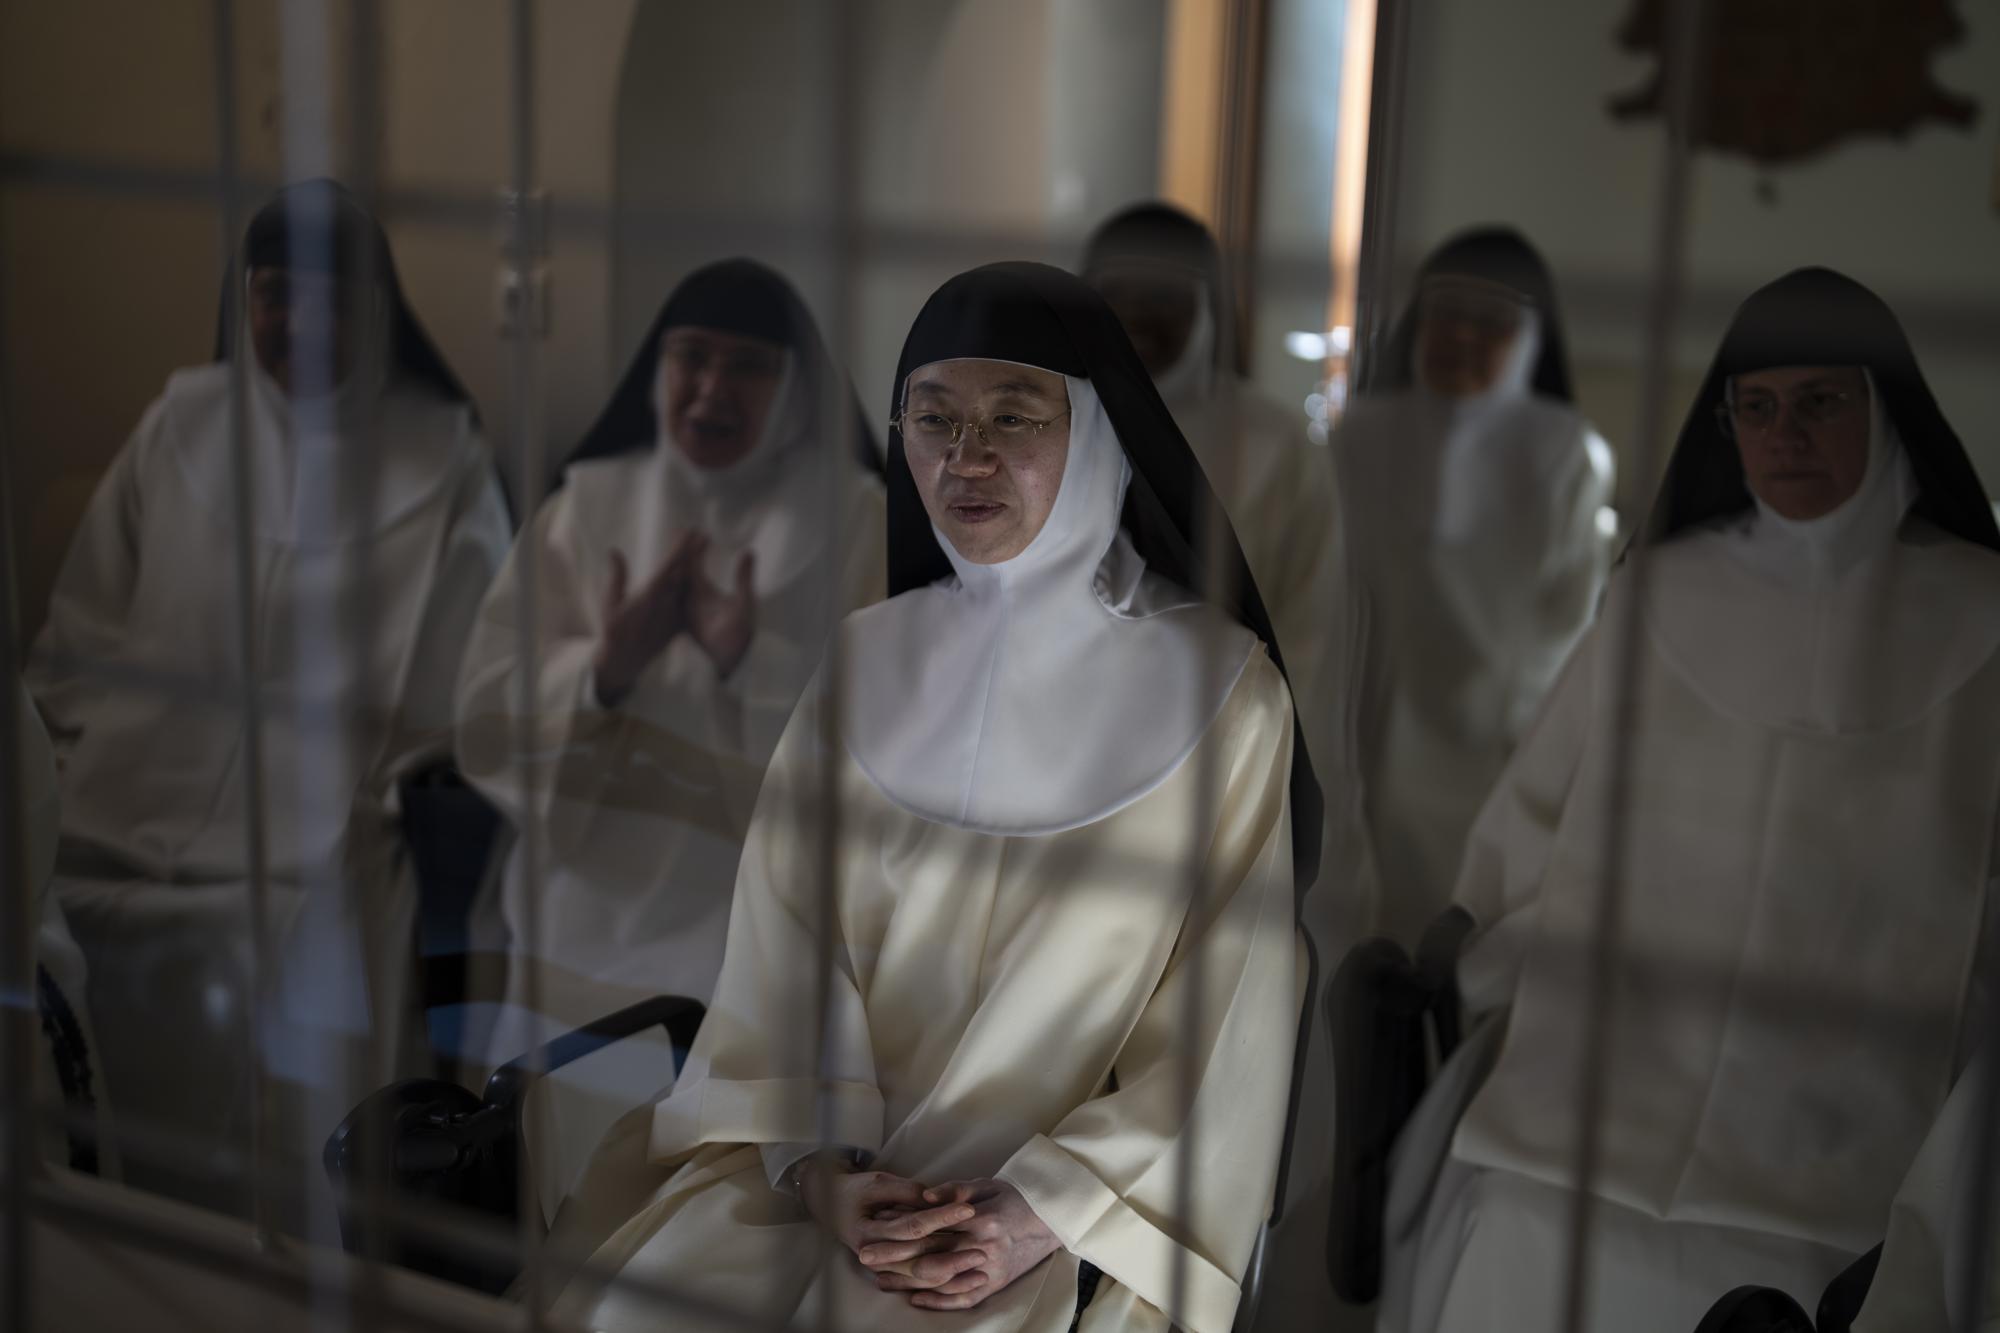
[
  {"xmin": 325, "ymin": 994, "xmax": 707, "ymax": 1292},
  {"xmin": 1693, "ymin": 1286, "xmax": 1814, "ymax": 1332},
  {"xmin": 481, "ymin": 995, "xmax": 707, "ymax": 1110}
]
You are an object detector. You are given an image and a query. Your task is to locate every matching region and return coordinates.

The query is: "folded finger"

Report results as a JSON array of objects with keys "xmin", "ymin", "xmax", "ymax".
[
  {"xmin": 932, "ymin": 1270, "xmax": 991, "ymax": 1296},
  {"xmin": 862, "ymin": 1201, "xmax": 975, "ymax": 1243},
  {"xmin": 874, "ymin": 1272, "xmax": 934, "ymax": 1293},
  {"xmin": 920, "ymin": 1180, "xmax": 981, "ymax": 1206},
  {"xmin": 641, "ymin": 552, "xmax": 691, "ymax": 602},
  {"xmin": 909, "ymin": 1287, "xmax": 988, "ymax": 1311},
  {"xmin": 858, "ymin": 1177, "xmax": 930, "ymax": 1211},
  {"xmin": 857, "ymin": 1233, "xmax": 959, "ymax": 1268},
  {"xmin": 908, "ymin": 1248, "xmax": 989, "ymax": 1285},
  {"xmin": 655, "ymin": 531, "xmax": 704, "ymax": 582}
]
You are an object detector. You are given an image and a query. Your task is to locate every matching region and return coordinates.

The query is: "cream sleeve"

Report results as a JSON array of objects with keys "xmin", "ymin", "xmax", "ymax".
[{"xmin": 997, "ymin": 650, "xmax": 1301, "ymax": 1333}]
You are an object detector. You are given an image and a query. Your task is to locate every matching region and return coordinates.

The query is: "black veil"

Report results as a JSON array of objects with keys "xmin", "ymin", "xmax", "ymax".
[
  {"xmin": 213, "ymin": 178, "xmax": 473, "ymax": 412},
  {"xmin": 566, "ymin": 258, "xmax": 881, "ymax": 478},
  {"xmin": 885, "ymin": 260, "xmax": 1321, "ymax": 891},
  {"xmin": 1079, "ymin": 202, "xmax": 1239, "ymax": 376},
  {"xmin": 1642, "ymin": 266, "xmax": 1998, "ymax": 552},
  {"xmin": 1369, "ymin": 226, "xmax": 1575, "ymax": 403}
]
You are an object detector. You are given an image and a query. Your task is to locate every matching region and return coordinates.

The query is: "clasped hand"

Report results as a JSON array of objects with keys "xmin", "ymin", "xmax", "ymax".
[
  {"xmin": 801, "ymin": 1162, "xmax": 1063, "ymax": 1311},
  {"xmin": 592, "ymin": 531, "xmax": 756, "ymax": 705}
]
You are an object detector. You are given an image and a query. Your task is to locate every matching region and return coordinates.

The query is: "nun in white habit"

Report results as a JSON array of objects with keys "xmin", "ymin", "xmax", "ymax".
[
  {"xmin": 452, "ymin": 259, "xmax": 886, "ymax": 1208},
  {"xmin": 1082, "ymin": 198, "xmax": 1374, "ymax": 993},
  {"xmin": 538, "ymin": 262, "xmax": 1320, "ymax": 1333},
  {"xmin": 24, "ymin": 179, "xmax": 512, "ymax": 1222},
  {"xmin": 1084, "ymin": 202, "xmax": 1373, "ymax": 1331},
  {"xmin": 1380, "ymin": 268, "xmax": 2000, "ymax": 1333},
  {"xmin": 1331, "ymin": 227, "xmax": 1614, "ymax": 947}
]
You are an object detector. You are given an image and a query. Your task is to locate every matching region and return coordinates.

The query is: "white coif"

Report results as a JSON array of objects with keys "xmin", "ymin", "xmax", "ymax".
[
  {"xmin": 1333, "ymin": 338, "xmax": 1613, "ymax": 945},
  {"xmin": 842, "ymin": 374, "xmax": 1255, "ymax": 834}
]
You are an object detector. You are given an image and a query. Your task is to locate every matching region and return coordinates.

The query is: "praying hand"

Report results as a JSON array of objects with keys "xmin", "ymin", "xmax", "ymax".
[{"xmin": 800, "ymin": 1160, "xmax": 1063, "ymax": 1310}]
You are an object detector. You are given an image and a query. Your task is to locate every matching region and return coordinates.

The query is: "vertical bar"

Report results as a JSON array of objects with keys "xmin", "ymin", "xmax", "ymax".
[
  {"xmin": 1214, "ymin": 0, "xmax": 1268, "ymax": 380},
  {"xmin": 1346, "ymin": 0, "xmax": 1409, "ymax": 393},
  {"xmin": 504, "ymin": 1, "xmax": 551, "ymax": 1322},
  {"xmin": 1203, "ymin": 0, "xmax": 1266, "ymax": 528},
  {"xmin": 809, "ymin": 3, "xmax": 860, "ymax": 1327},
  {"xmin": 1952, "ymin": 917, "xmax": 2000, "ymax": 1328},
  {"xmin": 0, "ymin": 229, "xmax": 35, "ymax": 1333},
  {"xmin": 1169, "ymin": 5, "xmax": 1270, "ymax": 1320},
  {"xmin": 1557, "ymin": 2, "xmax": 1704, "ymax": 1329},
  {"xmin": 1323, "ymin": 0, "xmax": 1376, "ymax": 411},
  {"xmin": 210, "ymin": 0, "xmax": 282, "ymax": 1244},
  {"xmin": 340, "ymin": 3, "xmax": 392, "ymax": 1327}
]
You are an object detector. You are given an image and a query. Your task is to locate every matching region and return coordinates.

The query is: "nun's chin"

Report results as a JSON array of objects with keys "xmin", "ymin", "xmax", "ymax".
[
  {"xmin": 940, "ymin": 511, "xmax": 1035, "ymax": 565},
  {"xmin": 673, "ymin": 429, "xmax": 757, "ymax": 470},
  {"xmin": 1754, "ymin": 475, "xmax": 1853, "ymax": 522}
]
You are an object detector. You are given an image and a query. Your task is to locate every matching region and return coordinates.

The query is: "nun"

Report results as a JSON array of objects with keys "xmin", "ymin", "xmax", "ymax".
[
  {"xmin": 1084, "ymin": 202, "xmax": 1371, "ymax": 1330},
  {"xmin": 24, "ymin": 179, "xmax": 511, "ymax": 1220},
  {"xmin": 1381, "ymin": 268, "xmax": 2000, "ymax": 1333},
  {"xmin": 1079, "ymin": 203, "xmax": 1354, "ymax": 718},
  {"xmin": 1330, "ymin": 227, "xmax": 1614, "ymax": 947},
  {"xmin": 1083, "ymin": 198, "xmax": 1372, "ymax": 939},
  {"xmin": 538, "ymin": 262, "xmax": 1318, "ymax": 1333},
  {"xmin": 452, "ymin": 258, "xmax": 886, "ymax": 1208}
]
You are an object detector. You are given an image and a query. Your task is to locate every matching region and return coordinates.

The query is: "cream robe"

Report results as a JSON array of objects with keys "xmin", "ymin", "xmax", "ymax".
[
  {"xmin": 453, "ymin": 444, "xmax": 884, "ymax": 1209},
  {"xmin": 1333, "ymin": 391, "xmax": 1611, "ymax": 947},
  {"xmin": 1383, "ymin": 531, "xmax": 2000, "ymax": 1333},
  {"xmin": 1851, "ymin": 1050, "xmax": 1996, "ymax": 1332},
  {"xmin": 1171, "ymin": 378, "xmax": 1374, "ymax": 1332},
  {"xmin": 544, "ymin": 646, "xmax": 1300, "ymax": 1333},
  {"xmin": 1176, "ymin": 379, "xmax": 1373, "ymax": 923},
  {"xmin": 26, "ymin": 363, "xmax": 512, "ymax": 1224}
]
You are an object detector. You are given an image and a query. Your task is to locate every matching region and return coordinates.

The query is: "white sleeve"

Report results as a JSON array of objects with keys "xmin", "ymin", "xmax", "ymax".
[
  {"xmin": 1451, "ymin": 623, "xmax": 1596, "ymax": 1015},
  {"xmin": 377, "ymin": 442, "xmax": 513, "ymax": 791},
  {"xmin": 758, "ymin": 1142, "xmax": 869, "ymax": 1195},
  {"xmin": 1851, "ymin": 1054, "xmax": 1989, "ymax": 1331},
  {"xmin": 25, "ymin": 406, "xmax": 156, "ymax": 755},
  {"xmin": 453, "ymin": 486, "xmax": 609, "ymax": 824}
]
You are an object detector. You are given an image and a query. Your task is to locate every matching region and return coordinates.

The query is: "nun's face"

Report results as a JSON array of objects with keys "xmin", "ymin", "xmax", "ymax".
[
  {"xmin": 1414, "ymin": 278, "xmax": 1528, "ymax": 397},
  {"xmin": 659, "ymin": 327, "xmax": 788, "ymax": 469},
  {"xmin": 900, "ymin": 359, "xmax": 1071, "ymax": 565},
  {"xmin": 1726, "ymin": 365, "xmax": 1870, "ymax": 521},
  {"xmin": 247, "ymin": 266, "xmax": 374, "ymax": 398},
  {"xmin": 1089, "ymin": 264, "xmax": 1200, "ymax": 377}
]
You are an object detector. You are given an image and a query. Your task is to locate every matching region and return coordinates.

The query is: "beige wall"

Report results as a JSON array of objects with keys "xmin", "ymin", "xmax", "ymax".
[
  {"xmin": 3, "ymin": 0, "xmax": 1181, "ymax": 637},
  {"xmin": 611, "ymin": 0, "xmax": 1168, "ymax": 425},
  {"xmin": 1383, "ymin": 0, "xmax": 2000, "ymax": 509},
  {"xmin": 377, "ymin": 0, "xmax": 639, "ymax": 486},
  {"xmin": 1, "ymin": 0, "xmax": 639, "ymax": 636}
]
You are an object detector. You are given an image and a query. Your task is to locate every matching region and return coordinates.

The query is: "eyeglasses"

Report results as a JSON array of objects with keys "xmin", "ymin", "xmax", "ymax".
[
  {"xmin": 1415, "ymin": 278, "xmax": 1530, "ymax": 337},
  {"xmin": 892, "ymin": 405, "xmax": 1072, "ymax": 451},
  {"xmin": 662, "ymin": 341, "xmax": 786, "ymax": 384},
  {"xmin": 1717, "ymin": 383, "xmax": 1864, "ymax": 438}
]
